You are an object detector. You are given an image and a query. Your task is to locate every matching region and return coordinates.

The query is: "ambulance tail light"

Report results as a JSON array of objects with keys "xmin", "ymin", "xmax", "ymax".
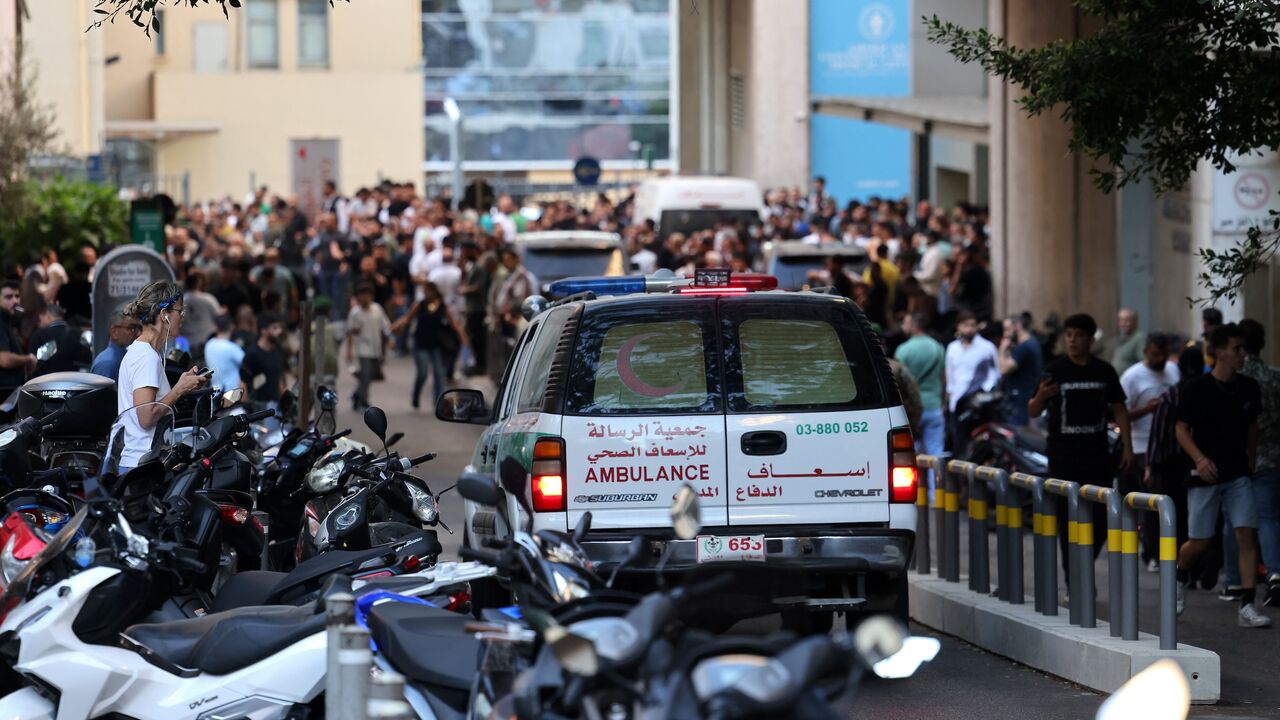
[
  {"xmin": 889, "ymin": 428, "xmax": 918, "ymax": 504},
  {"xmin": 531, "ymin": 437, "xmax": 567, "ymax": 512}
]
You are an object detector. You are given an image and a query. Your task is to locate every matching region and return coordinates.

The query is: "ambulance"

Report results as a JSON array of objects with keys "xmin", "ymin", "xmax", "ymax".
[{"xmin": 436, "ymin": 270, "xmax": 916, "ymax": 631}]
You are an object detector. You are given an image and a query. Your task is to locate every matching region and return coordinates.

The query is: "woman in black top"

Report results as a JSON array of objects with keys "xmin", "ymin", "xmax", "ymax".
[{"xmin": 391, "ymin": 281, "xmax": 469, "ymax": 410}]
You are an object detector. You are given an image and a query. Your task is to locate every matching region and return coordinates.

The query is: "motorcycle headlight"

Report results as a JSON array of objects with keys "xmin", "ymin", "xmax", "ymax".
[
  {"xmin": 404, "ymin": 481, "xmax": 439, "ymax": 524},
  {"xmin": 0, "ymin": 428, "xmax": 18, "ymax": 450},
  {"xmin": 306, "ymin": 460, "xmax": 344, "ymax": 493},
  {"xmin": 0, "ymin": 534, "xmax": 31, "ymax": 586}
]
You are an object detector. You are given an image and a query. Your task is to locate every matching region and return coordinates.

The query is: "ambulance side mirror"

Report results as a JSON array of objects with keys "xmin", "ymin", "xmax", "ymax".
[{"xmin": 435, "ymin": 389, "xmax": 490, "ymax": 425}]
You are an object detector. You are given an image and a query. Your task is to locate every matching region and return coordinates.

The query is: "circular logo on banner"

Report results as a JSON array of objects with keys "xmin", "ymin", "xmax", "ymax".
[
  {"xmin": 1233, "ymin": 172, "xmax": 1270, "ymax": 211},
  {"xmin": 858, "ymin": 3, "xmax": 895, "ymax": 41}
]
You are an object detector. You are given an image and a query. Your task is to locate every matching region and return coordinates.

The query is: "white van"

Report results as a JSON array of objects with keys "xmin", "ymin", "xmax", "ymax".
[{"xmin": 633, "ymin": 176, "xmax": 766, "ymax": 235}]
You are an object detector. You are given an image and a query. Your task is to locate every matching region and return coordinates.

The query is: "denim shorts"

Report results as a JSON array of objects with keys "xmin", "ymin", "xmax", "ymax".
[{"xmin": 1187, "ymin": 476, "xmax": 1258, "ymax": 539}]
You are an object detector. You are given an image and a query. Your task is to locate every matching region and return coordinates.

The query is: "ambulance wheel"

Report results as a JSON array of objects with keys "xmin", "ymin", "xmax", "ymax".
[{"xmin": 781, "ymin": 608, "xmax": 834, "ymax": 635}]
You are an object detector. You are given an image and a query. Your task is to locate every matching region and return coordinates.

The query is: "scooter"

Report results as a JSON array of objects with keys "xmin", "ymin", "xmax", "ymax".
[{"xmin": 0, "ymin": 498, "xmax": 490, "ymax": 720}]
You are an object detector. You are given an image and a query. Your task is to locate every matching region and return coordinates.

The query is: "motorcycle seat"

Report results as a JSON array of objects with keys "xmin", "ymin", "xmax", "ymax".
[
  {"xmin": 367, "ymin": 601, "xmax": 480, "ymax": 691},
  {"xmin": 123, "ymin": 604, "xmax": 324, "ymax": 676}
]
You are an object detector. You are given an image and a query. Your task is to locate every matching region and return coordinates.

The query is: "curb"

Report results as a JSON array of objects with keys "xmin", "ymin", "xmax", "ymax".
[{"xmin": 909, "ymin": 573, "xmax": 1221, "ymax": 704}]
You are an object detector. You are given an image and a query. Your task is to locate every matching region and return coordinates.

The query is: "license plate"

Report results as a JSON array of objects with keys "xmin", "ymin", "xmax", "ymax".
[{"xmin": 695, "ymin": 535, "xmax": 766, "ymax": 563}]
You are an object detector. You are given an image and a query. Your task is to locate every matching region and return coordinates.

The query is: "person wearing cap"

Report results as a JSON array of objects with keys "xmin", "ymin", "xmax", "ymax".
[{"xmin": 91, "ymin": 310, "xmax": 143, "ymax": 382}]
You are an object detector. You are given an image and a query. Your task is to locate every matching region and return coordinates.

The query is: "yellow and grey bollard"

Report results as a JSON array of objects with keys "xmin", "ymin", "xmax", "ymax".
[
  {"xmin": 1125, "ymin": 492, "xmax": 1178, "ymax": 650},
  {"xmin": 934, "ymin": 459, "xmax": 948, "ymax": 579},
  {"xmin": 976, "ymin": 466, "xmax": 1012, "ymax": 602},
  {"xmin": 964, "ymin": 462, "xmax": 992, "ymax": 595},
  {"xmin": 915, "ymin": 455, "xmax": 937, "ymax": 574},
  {"xmin": 943, "ymin": 460, "xmax": 965, "ymax": 583},
  {"xmin": 1044, "ymin": 479, "xmax": 1084, "ymax": 625},
  {"xmin": 1012, "ymin": 472, "xmax": 1055, "ymax": 616},
  {"xmin": 1119, "ymin": 501, "xmax": 1140, "ymax": 640},
  {"xmin": 1080, "ymin": 484, "xmax": 1123, "ymax": 636}
]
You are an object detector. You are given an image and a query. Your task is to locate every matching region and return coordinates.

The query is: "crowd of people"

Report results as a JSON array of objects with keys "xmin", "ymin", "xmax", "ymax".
[{"xmin": 1, "ymin": 174, "xmax": 1276, "ymax": 628}]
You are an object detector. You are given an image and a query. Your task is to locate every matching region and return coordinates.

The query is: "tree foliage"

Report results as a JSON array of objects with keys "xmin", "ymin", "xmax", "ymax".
[
  {"xmin": 88, "ymin": 0, "xmax": 344, "ymax": 36},
  {"xmin": 3, "ymin": 178, "xmax": 128, "ymax": 265},
  {"xmin": 0, "ymin": 48, "xmax": 58, "ymax": 230},
  {"xmin": 926, "ymin": 0, "xmax": 1280, "ymax": 304}
]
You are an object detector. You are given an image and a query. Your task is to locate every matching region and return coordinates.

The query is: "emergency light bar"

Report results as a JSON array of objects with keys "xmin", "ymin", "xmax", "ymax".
[{"xmin": 547, "ymin": 269, "xmax": 778, "ymax": 298}]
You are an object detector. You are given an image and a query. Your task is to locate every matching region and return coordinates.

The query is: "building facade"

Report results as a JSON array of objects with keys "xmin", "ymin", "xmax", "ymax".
[{"xmin": 102, "ymin": 0, "xmax": 423, "ymax": 203}]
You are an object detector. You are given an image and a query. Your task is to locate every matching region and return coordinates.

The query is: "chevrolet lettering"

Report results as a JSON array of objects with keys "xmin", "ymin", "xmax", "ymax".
[{"xmin": 439, "ymin": 270, "xmax": 918, "ymax": 632}]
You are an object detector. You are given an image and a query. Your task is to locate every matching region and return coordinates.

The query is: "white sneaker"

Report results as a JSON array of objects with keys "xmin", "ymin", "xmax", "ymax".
[
  {"xmin": 1238, "ymin": 604, "xmax": 1272, "ymax": 628},
  {"xmin": 1146, "ymin": 559, "xmax": 1159, "ymax": 573},
  {"xmin": 1176, "ymin": 582, "xmax": 1186, "ymax": 616}
]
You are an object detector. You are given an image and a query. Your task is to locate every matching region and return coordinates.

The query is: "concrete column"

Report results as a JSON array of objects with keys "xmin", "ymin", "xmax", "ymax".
[{"xmin": 989, "ymin": 0, "xmax": 1117, "ymax": 324}]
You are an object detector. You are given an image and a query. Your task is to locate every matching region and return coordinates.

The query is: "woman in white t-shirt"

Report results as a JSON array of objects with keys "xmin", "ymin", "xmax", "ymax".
[{"xmin": 110, "ymin": 280, "xmax": 208, "ymax": 473}]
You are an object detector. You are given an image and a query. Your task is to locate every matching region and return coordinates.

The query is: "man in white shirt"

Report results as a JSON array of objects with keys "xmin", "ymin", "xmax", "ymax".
[
  {"xmin": 945, "ymin": 311, "xmax": 999, "ymax": 412},
  {"xmin": 1120, "ymin": 333, "xmax": 1179, "ymax": 569}
]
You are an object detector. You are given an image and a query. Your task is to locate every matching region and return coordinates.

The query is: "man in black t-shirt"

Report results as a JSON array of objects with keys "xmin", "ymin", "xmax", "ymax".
[
  {"xmin": 1030, "ymin": 313, "xmax": 1134, "ymax": 572},
  {"xmin": 241, "ymin": 316, "xmax": 285, "ymax": 405},
  {"xmin": 1174, "ymin": 323, "xmax": 1271, "ymax": 628}
]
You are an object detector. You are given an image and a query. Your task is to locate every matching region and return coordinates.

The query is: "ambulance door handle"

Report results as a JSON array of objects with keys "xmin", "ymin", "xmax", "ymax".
[{"xmin": 741, "ymin": 431, "xmax": 786, "ymax": 456}]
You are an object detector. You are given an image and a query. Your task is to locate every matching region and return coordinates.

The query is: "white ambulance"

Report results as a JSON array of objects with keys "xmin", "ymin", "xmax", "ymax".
[
  {"xmin": 437, "ymin": 271, "xmax": 917, "ymax": 631},
  {"xmin": 632, "ymin": 176, "xmax": 766, "ymax": 236}
]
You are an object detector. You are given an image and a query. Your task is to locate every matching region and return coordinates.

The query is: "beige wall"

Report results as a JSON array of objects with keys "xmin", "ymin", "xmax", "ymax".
[
  {"xmin": 20, "ymin": 0, "xmax": 104, "ymax": 155},
  {"xmin": 104, "ymin": 0, "xmax": 423, "ymax": 199},
  {"xmin": 153, "ymin": 72, "xmax": 422, "ymax": 201},
  {"xmin": 676, "ymin": 0, "xmax": 809, "ymax": 187}
]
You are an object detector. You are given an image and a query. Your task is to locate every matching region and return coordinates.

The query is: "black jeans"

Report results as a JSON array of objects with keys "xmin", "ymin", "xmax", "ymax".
[
  {"xmin": 353, "ymin": 357, "xmax": 378, "ymax": 409},
  {"xmin": 1119, "ymin": 455, "xmax": 1159, "ymax": 563},
  {"xmin": 465, "ymin": 312, "xmax": 487, "ymax": 374}
]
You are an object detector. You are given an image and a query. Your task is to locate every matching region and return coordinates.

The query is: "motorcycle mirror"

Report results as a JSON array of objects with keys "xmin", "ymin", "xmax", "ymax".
[
  {"xmin": 80, "ymin": 329, "xmax": 92, "ymax": 348},
  {"xmin": 1095, "ymin": 659, "xmax": 1189, "ymax": 720},
  {"xmin": 278, "ymin": 390, "xmax": 296, "ymax": 416},
  {"xmin": 871, "ymin": 635, "xmax": 941, "ymax": 680},
  {"xmin": 498, "ymin": 456, "xmax": 534, "ymax": 530},
  {"xmin": 317, "ymin": 385, "xmax": 338, "ymax": 411},
  {"xmin": 518, "ymin": 608, "xmax": 598, "ymax": 678},
  {"xmin": 852, "ymin": 615, "xmax": 907, "ymax": 670},
  {"xmin": 572, "ymin": 511, "xmax": 591, "ymax": 544},
  {"xmin": 457, "ymin": 472, "xmax": 503, "ymax": 507},
  {"xmin": 670, "ymin": 483, "xmax": 701, "ymax": 540},
  {"xmin": 607, "ymin": 536, "xmax": 645, "ymax": 588},
  {"xmin": 35, "ymin": 341, "xmax": 57, "ymax": 363},
  {"xmin": 221, "ymin": 388, "xmax": 245, "ymax": 408},
  {"xmin": 363, "ymin": 406, "xmax": 388, "ymax": 442},
  {"xmin": 520, "ymin": 295, "xmax": 548, "ymax": 321},
  {"xmin": 386, "ymin": 431, "xmax": 404, "ymax": 448}
]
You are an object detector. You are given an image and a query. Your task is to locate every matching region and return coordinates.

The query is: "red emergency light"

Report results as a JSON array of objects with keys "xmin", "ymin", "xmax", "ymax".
[{"xmin": 677, "ymin": 272, "xmax": 778, "ymax": 295}]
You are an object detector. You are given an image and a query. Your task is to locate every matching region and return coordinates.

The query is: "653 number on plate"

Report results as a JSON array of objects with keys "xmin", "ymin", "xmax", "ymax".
[{"xmin": 696, "ymin": 535, "xmax": 766, "ymax": 563}]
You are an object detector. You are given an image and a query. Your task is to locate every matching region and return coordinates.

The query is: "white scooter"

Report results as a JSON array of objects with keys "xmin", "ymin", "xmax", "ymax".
[{"xmin": 0, "ymin": 502, "xmax": 493, "ymax": 720}]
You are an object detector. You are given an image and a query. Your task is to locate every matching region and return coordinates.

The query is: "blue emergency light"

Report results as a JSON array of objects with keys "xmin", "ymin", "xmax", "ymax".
[{"xmin": 547, "ymin": 270, "xmax": 778, "ymax": 298}]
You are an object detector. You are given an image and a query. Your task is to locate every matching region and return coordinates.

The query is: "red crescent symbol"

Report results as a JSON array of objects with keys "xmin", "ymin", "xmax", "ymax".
[{"xmin": 616, "ymin": 333, "xmax": 685, "ymax": 398}]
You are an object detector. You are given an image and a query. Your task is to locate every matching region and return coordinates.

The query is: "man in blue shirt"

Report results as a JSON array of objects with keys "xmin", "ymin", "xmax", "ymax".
[
  {"xmin": 90, "ymin": 310, "xmax": 141, "ymax": 382},
  {"xmin": 999, "ymin": 312, "xmax": 1043, "ymax": 426}
]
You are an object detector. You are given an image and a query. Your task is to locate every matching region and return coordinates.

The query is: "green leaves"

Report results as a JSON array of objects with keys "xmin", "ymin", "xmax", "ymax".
[
  {"xmin": 2, "ymin": 179, "xmax": 127, "ymax": 266},
  {"xmin": 86, "ymin": 0, "xmax": 347, "ymax": 35}
]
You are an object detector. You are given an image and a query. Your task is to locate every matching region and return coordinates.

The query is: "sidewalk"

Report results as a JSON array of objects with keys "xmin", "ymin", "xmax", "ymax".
[{"xmin": 925, "ymin": 514, "xmax": 1280, "ymax": 716}]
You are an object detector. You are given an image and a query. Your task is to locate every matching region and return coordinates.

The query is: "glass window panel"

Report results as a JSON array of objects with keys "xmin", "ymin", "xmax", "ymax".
[
  {"xmin": 247, "ymin": 0, "xmax": 278, "ymax": 69},
  {"xmin": 298, "ymin": 0, "xmax": 329, "ymax": 67},
  {"xmin": 738, "ymin": 320, "xmax": 856, "ymax": 407}
]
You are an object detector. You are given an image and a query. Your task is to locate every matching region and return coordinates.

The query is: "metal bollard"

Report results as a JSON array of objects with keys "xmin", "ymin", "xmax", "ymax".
[
  {"xmin": 1119, "ymin": 503, "xmax": 1140, "ymax": 640},
  {"xmin": 1125, "ymin": 492, "xmax": 1178, "ymax": 650},
  {"xmin": 251, "ymin": 510, "xmax": 270, "ymax": 571},
  {"xmin": 1080, "ymin": 485, "xmax": 1123, "ymax": 636},
  {"xmin": 976, "ymin": 466, "xmax": 1012, "ymax": 602},
  {"xmin": 1044, "ymin": 479, "xmax": 1086, "ymax": 626},
  {"xmin": 963, "ymin": 463, "xmax": 991, "ymax": 595},
  {"xmin": 325, "ymin": 592, "xmax": 356, "ymax": 720},
  {"xmin": 934, "ymin": 464, "xmax": 947, "ymax": 579},
  {"xmin": 1005, "ymin": 475, "xmax": 1025, "ymax": 605},
  {"xmin": 1012, "ymin": 472, "xmax": 1055, "ymax": 616},
  {"xmin": 367, "ymin": 671, "xmax": 415, "ymax": 720},
  {"xmin": 915, "ymin": 455, "xmax": 936, "ymax": 574},
  {"xmin": 943, "ymin": 460, "xmax": 964, "ymax": 583},
  {"xmin": 334, "ymin": 625, "xmax": 372, "ymax": 720}
]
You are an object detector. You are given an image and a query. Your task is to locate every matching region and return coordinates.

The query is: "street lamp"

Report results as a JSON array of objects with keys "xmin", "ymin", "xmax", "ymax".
[{"xmin": 444, "ymin": 97, "xmax": 463, "ymax": 211}]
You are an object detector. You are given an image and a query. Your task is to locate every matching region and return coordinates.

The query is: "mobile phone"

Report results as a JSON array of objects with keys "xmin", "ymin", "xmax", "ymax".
[{"xmin": 197, "ymin": 366, "xmax": 214, "ymax": 378}]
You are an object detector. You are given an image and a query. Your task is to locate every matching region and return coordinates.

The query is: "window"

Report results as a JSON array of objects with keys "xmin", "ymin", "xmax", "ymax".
[
  {"xmin": 298, "ymin": 0, "xmax": 329, "ymax": 68},
  {"xmin": 516, "ymin": 309, "xmax": 571, "ymax": 413},
  {"xmin": 193, "ymin": 22, "xmax": 229, "ymax": 73},
  {"xmin": 246, "ymin": 0, "xmax": 279, "ymax": 69},
  {"xmin": 154, "ymin": 10, "xmax": 165, "ymax": 55},
  {"xmin": 565, "ymin": 302, "xmax": 721, "ymax": 415},
  {"xmin": 720, "ymin": 299, "xmax": 887, "ymax": 412}
]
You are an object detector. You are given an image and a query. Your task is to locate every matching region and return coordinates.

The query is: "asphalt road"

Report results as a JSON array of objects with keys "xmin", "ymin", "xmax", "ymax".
[{"xmin": 333, "ymin": 354, "xmax": 1273, "ymax": 720}]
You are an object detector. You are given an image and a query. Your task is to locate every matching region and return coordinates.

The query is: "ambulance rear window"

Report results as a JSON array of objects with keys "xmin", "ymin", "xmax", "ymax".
[
  {"xmin": 564, "ymin": 303, "xmax": 720, "ymax": 415},
  {"xmin": 721, "ymin": 299, "xmax": 886, "ymax": 412}
]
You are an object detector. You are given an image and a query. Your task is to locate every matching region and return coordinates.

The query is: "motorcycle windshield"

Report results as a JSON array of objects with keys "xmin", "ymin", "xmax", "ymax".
[{"xmin": 1, "ymin": 504, "xmax": 88, "ymax": 605}]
